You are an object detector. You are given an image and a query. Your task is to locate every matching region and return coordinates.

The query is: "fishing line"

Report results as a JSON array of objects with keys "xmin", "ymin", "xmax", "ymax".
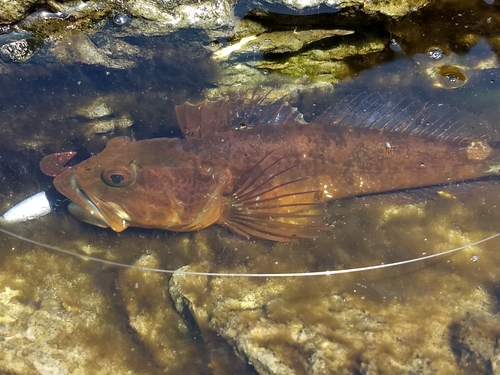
[{"xmin": 0, "ymin": 226, "xmax": 498, "ymax": 277}]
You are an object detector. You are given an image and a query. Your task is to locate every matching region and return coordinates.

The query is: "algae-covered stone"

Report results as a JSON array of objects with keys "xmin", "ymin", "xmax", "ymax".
[
  {"xmin": 123, "ymin": 0, "xmax": 234, "ymax": 38},
  {"xmin": 0, "ymin": 0, "xmax": 41, "ymax": 24},
  {"xmin": 17, "ymin": 1, "xmax": 111, "ymax": 45},
  {"xmin": 50, "ymin": 35, "xmax": 139, "ymax": 69},
  {"xmin": 214, "ymin": 29, "xmax": 353, "ymax": 59},
  {"xmin": 0, "ymin": 0, "xmax": 431, "ymax": 68},
  {"xmin": 116, "ymin": 231, "xmax": 253, "ymax": 373},
  {"xmin": 450, "ymin": 311, "xmax": 500, "ymax": 373},
  {"xmin": 254, "ymin": 32, "xmax": 385, "ymax": 82},
  {"xmin": 0, "ymin": 249, "xmax": 157, "ymax": 374},
  {"xmin": 73, "ymin": 95, "xmax": 134, "ymax": 136},
  {"xmin": 169, "ymin": 262, "xmax": 495, "ymax": 374},
  {"xmin": 168, "ymin": 185, "xmax": 500, "ymax": 375},
  {"xmin": 234, "ymin": 0, "xmax": 431, "ymax": 17},
  {"xmin": 84, "ymin": 115, "xmax": 134, "ymax": 136},
  {"xmin": 75, "ymin": 96, "xmax": 115, "ymax": 119},
  {"xmin": 118, "ymin": 253, "xmax": 201, "ymax": 373},
  {"xmin": 0, "ymin": 0, "xmax": 234, "ymax": 65}
]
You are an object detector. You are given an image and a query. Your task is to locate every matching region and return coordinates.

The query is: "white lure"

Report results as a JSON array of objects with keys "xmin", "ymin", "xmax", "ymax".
[{"xmin": 1, "ymin": 192, "xmax": 52, "ymax": 223}]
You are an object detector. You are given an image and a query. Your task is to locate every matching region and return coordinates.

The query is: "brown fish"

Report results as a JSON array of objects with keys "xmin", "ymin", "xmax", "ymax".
[{"xmin": 52, "ymin": 92, "xmax": 500, "ymax": 241}]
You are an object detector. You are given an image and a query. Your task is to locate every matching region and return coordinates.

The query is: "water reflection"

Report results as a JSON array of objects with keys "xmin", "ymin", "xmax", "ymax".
[{"xmin": 1, "ymin": 2, "xmax": 500, "ymax": 374}]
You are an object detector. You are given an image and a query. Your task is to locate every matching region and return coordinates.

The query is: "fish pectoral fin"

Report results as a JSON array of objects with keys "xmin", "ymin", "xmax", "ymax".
[
  {"xmin": 221, "ymin": 208, "xmax": 328, "ymax": 242},
  {"xmin": 219, "ymin": 152, "xmax": 329, "ymax": 241}
]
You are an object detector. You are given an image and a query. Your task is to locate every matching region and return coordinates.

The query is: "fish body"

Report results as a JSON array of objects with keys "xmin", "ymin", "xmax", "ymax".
[{"xmin": 52, "ymin": 92, "xmax": 500, "ymax": 241}]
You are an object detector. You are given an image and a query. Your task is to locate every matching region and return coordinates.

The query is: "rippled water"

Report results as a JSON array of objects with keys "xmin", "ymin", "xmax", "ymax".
[{"xmin": 1, "ymin": 2, "xmax": 500, "ymax": 374}]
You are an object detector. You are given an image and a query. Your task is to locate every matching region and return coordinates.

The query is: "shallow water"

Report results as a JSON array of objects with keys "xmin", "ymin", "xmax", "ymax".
[{"xmin": 1, "ymin": 1, "xmax": 500, "ymax": 374}]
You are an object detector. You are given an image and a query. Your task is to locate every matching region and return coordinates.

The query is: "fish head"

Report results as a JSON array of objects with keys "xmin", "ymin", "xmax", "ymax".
[{"xmin": 53, "ymin": 136, "xmax": 230, "ymax": 233}]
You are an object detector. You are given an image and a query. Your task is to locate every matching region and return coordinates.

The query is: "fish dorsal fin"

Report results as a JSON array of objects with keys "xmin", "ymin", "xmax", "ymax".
[
  {"xmin": 174, "ymin": 90, "xmax": 305, "ymax": 138},
  {"xmin": 219, "ymin": 151, "xmax": 329, "ymax": 241},
  {"xmin": 316, "ymin": 92, "xmax": 490, "ymax": 142}
]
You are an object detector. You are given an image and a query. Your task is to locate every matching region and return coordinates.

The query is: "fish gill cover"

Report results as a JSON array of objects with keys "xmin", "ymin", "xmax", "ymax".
[{"xmin": 0, "ymin": 0, "xmax": 500, "ymax": 374}]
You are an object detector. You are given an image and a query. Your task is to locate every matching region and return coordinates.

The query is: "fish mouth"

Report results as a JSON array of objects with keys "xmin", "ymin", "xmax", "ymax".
[{"xmin": 54, "ymin": 169, "xmax": 131, "ymax": 232}]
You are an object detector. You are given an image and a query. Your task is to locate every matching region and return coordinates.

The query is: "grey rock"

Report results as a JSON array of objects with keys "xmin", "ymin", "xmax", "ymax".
[
  {"xmin": 238, "ymin": 0, "xmax": 429, "ymax": 17},
  {"xmin": 123, "ymin": 0, "xmax": 235, "ymax": 38},
  {"xmin": 0, "ymin": 39, "xmax": 35, "ymax": 61}
]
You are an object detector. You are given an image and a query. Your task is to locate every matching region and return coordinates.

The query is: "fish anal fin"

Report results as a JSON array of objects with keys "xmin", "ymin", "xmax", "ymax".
[
  {"xmin": 174, "ymin": 90, "xmax": 305, "ymax": 139},
  {"xmin": 218, "ymin": 152, "xmax": 330, "ymax": 241}
]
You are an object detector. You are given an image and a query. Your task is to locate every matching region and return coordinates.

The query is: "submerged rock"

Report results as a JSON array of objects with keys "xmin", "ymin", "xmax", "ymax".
[
  {"xmin": 214, "ymin": 29, "xmax": 354, "ymax": 58},
  {"xmin": 255, "ymin": 32, "xmax": 386, "ymax": 82},
  {"xmin": 123, "ymin": 0, "xmax": 234, "ymax": 38},
  {"xmin": 1, "ymin": 0, "xmax": 500, "ymax": 374},
  {"xmin": 450, "ymin": 311, "xmax": 500, "ymax": 373},
  {"xmin": 169, "ymin": 269, "xmax": 495, "ymax": 374},
  {"xmin": 0, "ymin": 39, "xmax": 36, "ymax": 62},
  {"xmin": 0, "ymin": 249, "xmax": 158, "ymax": 374},
  {"xmin": 0, "ymin": 0, "xmax": 235, "ymax": 64},
  {"xmin": 50, "ymin": 35, "xmax": 139, "ymax": 69},
  {"xmin": 168, "ymin": 187, "xmax": 500, "ymax": 374},
  {"xmin": 0, "ymin": 0, "xmax": 40, "ymax": 24},
  {"xmin": 118, "ymin": 253, "xmax": 202, "ymax": 373}
]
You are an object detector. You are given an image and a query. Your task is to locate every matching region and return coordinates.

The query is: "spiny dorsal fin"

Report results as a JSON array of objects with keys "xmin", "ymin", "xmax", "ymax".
[
  {"xmin": 174, "ymin": 90, "xmax": 305, "ymax": 139},
  {"xmin": 219, "ymin": 151, "xmax": 329, "ymax": 241},
  {"xmin": 316, "ymin": 92, "xmax": 490, "ymax": 142}
]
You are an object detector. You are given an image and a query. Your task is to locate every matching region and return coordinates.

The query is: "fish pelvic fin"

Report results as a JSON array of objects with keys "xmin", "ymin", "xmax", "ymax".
[{"xmin": 218, "ymin": 151, "xmax": 330, "ymax": 242}]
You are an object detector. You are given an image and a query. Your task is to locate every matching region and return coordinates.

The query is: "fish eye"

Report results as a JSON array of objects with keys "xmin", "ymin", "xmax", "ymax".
[{"xmin": 102, "ymin": 166, "xmax": 136, "ymax": 188}]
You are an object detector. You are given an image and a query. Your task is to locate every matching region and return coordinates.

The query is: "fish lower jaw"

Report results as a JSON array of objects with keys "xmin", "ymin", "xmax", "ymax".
[
  {"xmin": 68, "ymin": 200, "xmax": 131, "ymax": 232},
  {"xmin": 93, "ymin": 201, "xmax": 131, "ymax": 232},
  {"xmin": 104, "ymin": 202, "xmax": 131, "ymax": 222},
  {"xmin": 68, "ymin": 202, "xmax": 109, "ymax": 228}
]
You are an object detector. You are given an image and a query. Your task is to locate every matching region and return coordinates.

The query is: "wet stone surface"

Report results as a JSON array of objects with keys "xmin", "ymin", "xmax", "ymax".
[
  {"xmin": 450, "ymin": 311, "xmax": 500, "ymax": 373},
  {"xmin": 165, "ymin": 192, "xmax": 500, "ymax": 375},
  {"xmin": 0, "ymin": 0, "xmax": 500, "ymax": 374},
  {"xmin": 0, "ymin": 250, "xmax": 158, "ymax": 374}
]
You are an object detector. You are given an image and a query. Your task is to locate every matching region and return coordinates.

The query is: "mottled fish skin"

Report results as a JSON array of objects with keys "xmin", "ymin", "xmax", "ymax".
[{"xmin": 51, "ymin": 92, "xmax": 500, "ymax": 241}]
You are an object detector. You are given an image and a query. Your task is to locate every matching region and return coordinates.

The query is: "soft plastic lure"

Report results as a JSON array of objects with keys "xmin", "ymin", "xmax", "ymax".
[
  {"xmin": 0, "ymin": 192, "xmax": 52, "ymax": 223},
  {"xmin": 0, "ymin": 151, "xmax": 77, "ymax": 223},
  {"xmin": 40, "ymin": 151, "xmax": 77, "ymax": 177}
]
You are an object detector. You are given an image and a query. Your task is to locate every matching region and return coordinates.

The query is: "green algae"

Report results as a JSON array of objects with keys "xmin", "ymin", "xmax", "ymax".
[
  {"xmin": 1, "ymin": 0, "xmax": 500, "ymax": 374},
  {"xmin": 118, "ymin": 253, "xmax": 205, "ymax": 373},
  {"xmin": 0, "ymin": 250, "xmax": 159, "ymax": 374},
  {"xmin": 255, "ymin": 33, "xmax": 386, "ymax": 82},
  {"xmin": 167, "ymin": 180, "xmax": 500, "ymax": 374}
]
